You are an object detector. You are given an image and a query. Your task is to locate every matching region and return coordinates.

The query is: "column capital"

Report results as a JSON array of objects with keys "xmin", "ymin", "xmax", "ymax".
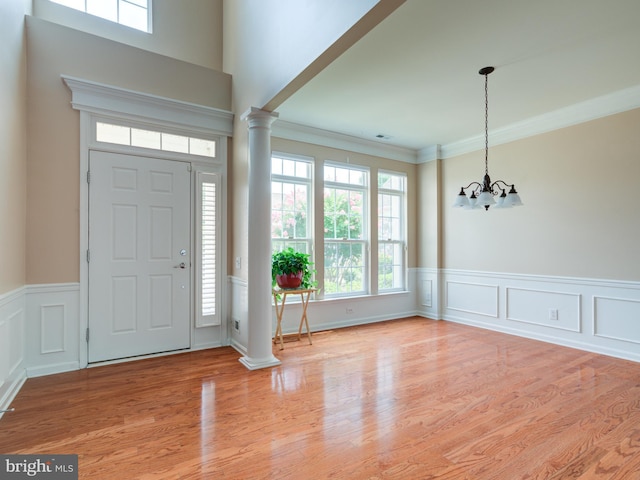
[{"xmin": 241, "ymin": 107, "xmax": 279, "ymax": 128}]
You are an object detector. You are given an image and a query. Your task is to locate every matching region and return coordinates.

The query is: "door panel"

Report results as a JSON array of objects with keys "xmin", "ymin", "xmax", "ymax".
[{"xmin": 88, "ymin": 151, "xmax": 191, "ymax": 363}]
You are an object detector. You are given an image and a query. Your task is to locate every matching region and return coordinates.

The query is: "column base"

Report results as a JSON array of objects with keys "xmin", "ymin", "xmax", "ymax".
[{"xmin": 239, "ymin": 355, "xmax": 281, "ymax": 370}]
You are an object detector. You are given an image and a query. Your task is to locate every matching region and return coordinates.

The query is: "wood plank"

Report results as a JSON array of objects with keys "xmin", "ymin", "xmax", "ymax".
[{"xmin": 2, "ymin": 317, "xmax": 640, "ymax": 479}]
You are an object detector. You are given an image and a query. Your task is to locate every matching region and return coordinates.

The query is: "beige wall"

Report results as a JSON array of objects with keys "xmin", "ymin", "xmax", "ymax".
[
  {"xmin": 272, "ymin": 137, "xmax": 418, "ymax": 281},
  {"xmin": 25, "ymin": 17, "xmax": 231, "ymax": 284},
  {"xmin": 33, "ymin": 0, "xmax": 223, "ymax": 70},
  {"xmin": 0, "ymin": 0, "xmax": 31, "ymax": 294},
  {"xmin": 440, "ymin": 108, "xmax": 640, "ymax": 281},
  {"xmin": 417, "ymin": 159, "xmax": 441, "ymax": 269}
]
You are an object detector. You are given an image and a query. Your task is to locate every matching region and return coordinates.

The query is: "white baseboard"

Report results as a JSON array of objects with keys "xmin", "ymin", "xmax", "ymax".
[{"xmin": 26, "ymin": 361, "xmax": 81, "ymax": 378}]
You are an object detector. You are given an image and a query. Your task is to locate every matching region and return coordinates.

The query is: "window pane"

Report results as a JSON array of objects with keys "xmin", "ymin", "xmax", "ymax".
[
  {"xmin": 272, "ymin": 157, "xmax": 283, "ymax": 176},
  {"xmin": 282, "ymin": 159, "xmax": 296, "ymax": 177},
  {"xmin": 125, "ymin": 0, "xmax": 147, "ymax": 7},
  {"xmin": 324, "ymin": 242, "xmax": 365, "ymax": 295},
  {"xmin": 324, "ymin": 166, "xmax": 335, "ymax": 182},
  {"xmin": 51, "ymin": 0, "xmax": 85, "ymax": 10},
  {"xmin": 119, "ymin": 1, "xmax": 148, "ymax": 32},
  {"xmin": 379, "ymin": 243, "xmax": 403, "ymax": 290},
  {"xmin": 87, "ymin": 0, "xmax": 118, "ymax": 22},
  {"xmin": 162, "ymin": 133, "xmax": 189, "ymax": 153},
  {"xmin": 96, "ymin": 122, "xmax": 130, "ymax": 145},
  {"xmin": 295, "ymin": 161, "xmax": 310, "ymax": 179},
  {"xmin": 350, "ymin": 169, "xmax": 365, "ymax": 186},
  {"xmin": 190, "ymin": 138, "xmax": 216, "ymax": 157},
  {"xmin": 131, "ymin": 128, "xmax": 160, "ymax": 149},
  {"xmin": 323, "ymin": 188, "xmax": 364, "ymax": 240}
]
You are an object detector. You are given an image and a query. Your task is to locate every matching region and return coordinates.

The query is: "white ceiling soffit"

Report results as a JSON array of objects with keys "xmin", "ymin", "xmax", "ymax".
[{"xmin": 273, "ymin": 0, "xmax": 640, "ymax": 163}]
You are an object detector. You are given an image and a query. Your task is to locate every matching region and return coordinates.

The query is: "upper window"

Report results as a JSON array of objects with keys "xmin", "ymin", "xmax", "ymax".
[
  {"xmin": 323, "ymin": 163, "xmax": 369, "ymax": 296},
  {"xmin": 271, "ymin": 154, "xmax": 313, "ymax": 256},
  {"xmin": 50, "ymin": 0, "xmax": 151, "ymax": 32},
  {"xmin": 378, "ymin": 172, "xmax": 406, "ymax": 291}
]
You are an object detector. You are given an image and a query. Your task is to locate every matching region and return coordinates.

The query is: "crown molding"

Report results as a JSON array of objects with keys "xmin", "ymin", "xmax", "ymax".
[
  {"xmin": 62, "ymin": 75, "xmax": 234, "ymax": 136},
  {"xmin": 271, "ymin": 120, "xmax": 418, "ymax": 164},
  {"xmin": 273, "ymin": 84, "xmax": 640, "ymax": 163},
  {"xmin": 441, "ymin": 84, "xmax": 640, "ymax": 159}
]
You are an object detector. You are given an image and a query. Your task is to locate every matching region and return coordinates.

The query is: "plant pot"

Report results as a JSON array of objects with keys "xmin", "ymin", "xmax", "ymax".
[{"xmin": 275, "ymin": 271, "xmax": 303, "ymax": 289}]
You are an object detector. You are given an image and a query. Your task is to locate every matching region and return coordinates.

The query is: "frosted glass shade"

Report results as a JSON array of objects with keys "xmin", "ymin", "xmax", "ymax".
[
  {"xmin": 507, "ymin": 191, "xmax": 523, "ymax": 206},
  {"xmin": 453, "ymin": 192, "xmax": 470, "ymax": 208},
  {"xmin": 476, "ymin": 190, "xmax": 495, "ymax": 206}
]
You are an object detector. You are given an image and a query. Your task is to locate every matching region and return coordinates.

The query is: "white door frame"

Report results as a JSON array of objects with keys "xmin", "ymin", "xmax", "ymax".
[{"xmin": 63, "ymin": 76, "xmax": 233, "ymax": 368}]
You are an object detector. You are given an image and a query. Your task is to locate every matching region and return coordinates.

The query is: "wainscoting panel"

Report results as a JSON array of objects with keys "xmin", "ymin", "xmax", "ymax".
[
  {"xmin": 40, "ymin": 304, "xmax": 67, "ymax": 354},
  {"xmin": 594, "ymin": 296, "xmax": 640, "ymax": 344},
  {"xmin": 446, "ymin": 281, "xmax": 498, "ymax": 318},
  {"xmin": 0, "ymin": 287, "xmax": 27, "ymax": 415},
  {"xmin": 26, "ymin": 284, "xmax": 80, "ymax": 378},
  {"xmin": 506, "ymin": 287, "xmax": 581, "ymax": 332},
  {"xmin": 229, "ymin": 277, "xmax": 249, "ymax": 355},
  {"xmin": 415, "ymin": 268, "xmax": 439, "ymax": 319},
  {"xmin": 441, "ymin": 270, "xmax": 640, "ymax": 362}
]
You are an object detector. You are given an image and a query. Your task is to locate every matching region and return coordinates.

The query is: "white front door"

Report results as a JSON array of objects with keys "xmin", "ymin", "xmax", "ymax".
[{"xmin": 88, "ymin": 151, "xmax": 191, "ymax": 363}]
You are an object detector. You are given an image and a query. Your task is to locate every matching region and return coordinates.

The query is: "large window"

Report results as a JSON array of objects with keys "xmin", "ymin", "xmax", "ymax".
[
  {"xmin": 270, "ymin": 155, "xmax": 407, "ymax": 299},
  {"xmin": 323, "ymin": 163, "xmax": 368, "ymax": 296},
  {"xmin": 50, "ymin": 0, "xmax": 151, "ymax": 32},
  {"xmin": 378, "ymin": 172, "xmax": 406, "ymax": 291},
  {"xmin": 271, "ymin": 154, "xmax": 313, "ymax": 256}
]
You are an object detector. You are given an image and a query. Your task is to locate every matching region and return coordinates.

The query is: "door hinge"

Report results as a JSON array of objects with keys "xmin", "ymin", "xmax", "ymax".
[
  {"xmin": 87, "ymin": 170, "xmax": 91, "ymax": 184},
  {"xmin": 187, "ymin": 164, "xmax": 192, "ymax": 172},
  {"xmin": 86, "ymin": 249, "xmax": 90, "ymax": 263},
  {"xmin": 86, "ymin": 327, "xmax": 90, "ymax": 342}
]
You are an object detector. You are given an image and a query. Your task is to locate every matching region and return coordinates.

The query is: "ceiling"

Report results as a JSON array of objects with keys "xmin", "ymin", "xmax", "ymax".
[{"xmin": 274, "ymin": 0, "xmax": 640, "ymax": 156}]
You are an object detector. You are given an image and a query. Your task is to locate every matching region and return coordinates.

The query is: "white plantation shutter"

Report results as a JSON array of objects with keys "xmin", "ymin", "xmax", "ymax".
[{"xmin": 196, "ymin": 172, "xmax": 220, "ymax": 327}]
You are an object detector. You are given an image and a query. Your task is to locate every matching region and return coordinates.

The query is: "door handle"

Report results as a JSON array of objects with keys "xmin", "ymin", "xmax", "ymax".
[{"xmin": 174, "ymin": 262, "xmax": 186, "ymax": 269}]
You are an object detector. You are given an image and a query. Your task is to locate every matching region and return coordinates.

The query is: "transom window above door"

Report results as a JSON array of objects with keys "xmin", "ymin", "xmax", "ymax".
[{"xmin": 96, "ymin": 122, "xmax": 216, "ymax": 158}]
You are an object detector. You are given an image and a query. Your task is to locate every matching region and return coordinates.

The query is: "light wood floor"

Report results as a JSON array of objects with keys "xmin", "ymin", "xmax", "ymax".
[{"xmin": 2, "ymin": 317, "xmax": 640, "ymax": 479}]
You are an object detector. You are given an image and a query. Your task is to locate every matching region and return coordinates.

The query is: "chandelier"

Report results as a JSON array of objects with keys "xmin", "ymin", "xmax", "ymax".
[{"xmin": 453, "ymin": 66, "xmax": 523, "ymax": 210}]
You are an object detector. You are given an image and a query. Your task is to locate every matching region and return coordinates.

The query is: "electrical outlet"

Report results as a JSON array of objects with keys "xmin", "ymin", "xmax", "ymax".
[
  {"xmin": 235, "ymin": 257, "xmax": 241, "ymax": 269},
  {"xmin": 234, "ymin": 320, "xmax": 240, "ymax": 331},
  {"xmin": 346, "ymin": 307, "xmax": 353, "ymax": 314},
  {"xmin": 549, "ymin": 309, "xmax": 559, "ymax": 321}
]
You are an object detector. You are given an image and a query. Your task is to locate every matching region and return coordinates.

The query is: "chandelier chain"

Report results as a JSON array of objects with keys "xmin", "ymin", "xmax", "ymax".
[{"xmin": 484, "ymin": 72, "xmax": 489, "ymax": 176}]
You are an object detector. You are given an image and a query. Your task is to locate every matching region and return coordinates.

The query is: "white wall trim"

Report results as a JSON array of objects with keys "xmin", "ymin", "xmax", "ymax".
[
  {"xmin": 440, "ymin": 269, "xmax": 640, "ymax": 363},
  {"xmin": 441, "ymin": 84, "xmax": 640, "ymax": 159},
  {"xmin": 272, "ymin": 119, "xmax": 418, "ymax": 163},
  {"xmin": 62, "ymin": 75, "xmax": 234, "ymax": 136},
  {"xmin": 273, "ymin": 86, "xmax": 640, "ymax": 164},
  {"xmin": 0, "ymin": 286, "xmax": 27, "ymax": 415}
]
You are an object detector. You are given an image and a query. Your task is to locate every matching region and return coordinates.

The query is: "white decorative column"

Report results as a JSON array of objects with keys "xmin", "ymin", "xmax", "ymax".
[{"xmin": 239, "ymin": 107, "xmax": 281, "ymax": 370}]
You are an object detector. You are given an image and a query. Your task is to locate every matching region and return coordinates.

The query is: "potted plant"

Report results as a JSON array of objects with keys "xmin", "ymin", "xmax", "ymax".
[{"xmin": 272, "ymin": 247, "xmax": 315, "ymax": 290}]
